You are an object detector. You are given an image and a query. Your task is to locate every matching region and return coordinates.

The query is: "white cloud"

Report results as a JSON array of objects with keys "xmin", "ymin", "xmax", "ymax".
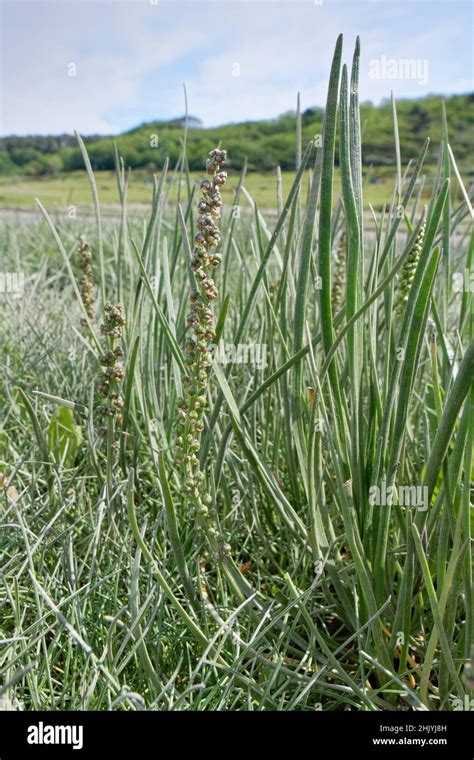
[{"xmin": 0, "ymin": 0, "xmax": 471, "ymax": 135}]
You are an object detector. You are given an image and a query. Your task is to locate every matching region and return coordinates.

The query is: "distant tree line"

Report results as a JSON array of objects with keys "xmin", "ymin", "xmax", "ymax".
[{"xmin": 0, "ymin": 95, "xmax": 472, "ymax": 177}]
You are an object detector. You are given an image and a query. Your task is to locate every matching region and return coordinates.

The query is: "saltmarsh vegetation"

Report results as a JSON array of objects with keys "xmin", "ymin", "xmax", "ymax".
[{"xmin": 0, "ymin": 35, "xmax": 472, "ymax": 712}]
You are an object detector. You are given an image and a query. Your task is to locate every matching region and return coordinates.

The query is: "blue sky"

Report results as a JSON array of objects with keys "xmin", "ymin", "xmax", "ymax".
[{"xmin": 0, "ymin": 0, "xmax": 472, "ymax": 136}]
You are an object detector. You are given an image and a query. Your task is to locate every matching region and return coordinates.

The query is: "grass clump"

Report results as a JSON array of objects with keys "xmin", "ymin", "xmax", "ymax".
[{"xmin": 0, "ymin": 34, "xmax": 472, "ymax": 713}]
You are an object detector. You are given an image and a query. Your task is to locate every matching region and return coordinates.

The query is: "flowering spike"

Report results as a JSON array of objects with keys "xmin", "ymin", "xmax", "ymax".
[{"xmin": 174, "ymin": 147, "xmax": 231, "ymax": 561}]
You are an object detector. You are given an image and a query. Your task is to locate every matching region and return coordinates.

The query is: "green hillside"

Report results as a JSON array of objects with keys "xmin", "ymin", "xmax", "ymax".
[{"xmin": 0, "ymin": 94, "xmax": 472, "ymax": 178}]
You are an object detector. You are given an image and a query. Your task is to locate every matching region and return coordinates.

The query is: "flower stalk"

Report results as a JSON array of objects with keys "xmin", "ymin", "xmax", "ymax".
[
  {"xmin": 175, "ymin": 148, "xmax": 231, "ymax": 560},
  {"xmin": 76, "ymin": 236, "xmax": 96, "ymax": 328},
  {"xmin": 395, "ymin": 221, "xmax": 426, "ymax": 316},
  {"xmin": 97, "ymin": 302, "xmax": 126, "ymax": 495}
]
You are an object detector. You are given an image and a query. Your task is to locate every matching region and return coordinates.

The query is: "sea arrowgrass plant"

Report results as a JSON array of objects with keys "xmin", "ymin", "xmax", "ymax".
[{"xmin": 1, "ymin": 34, "xmax": 472, "ymax": 713}]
